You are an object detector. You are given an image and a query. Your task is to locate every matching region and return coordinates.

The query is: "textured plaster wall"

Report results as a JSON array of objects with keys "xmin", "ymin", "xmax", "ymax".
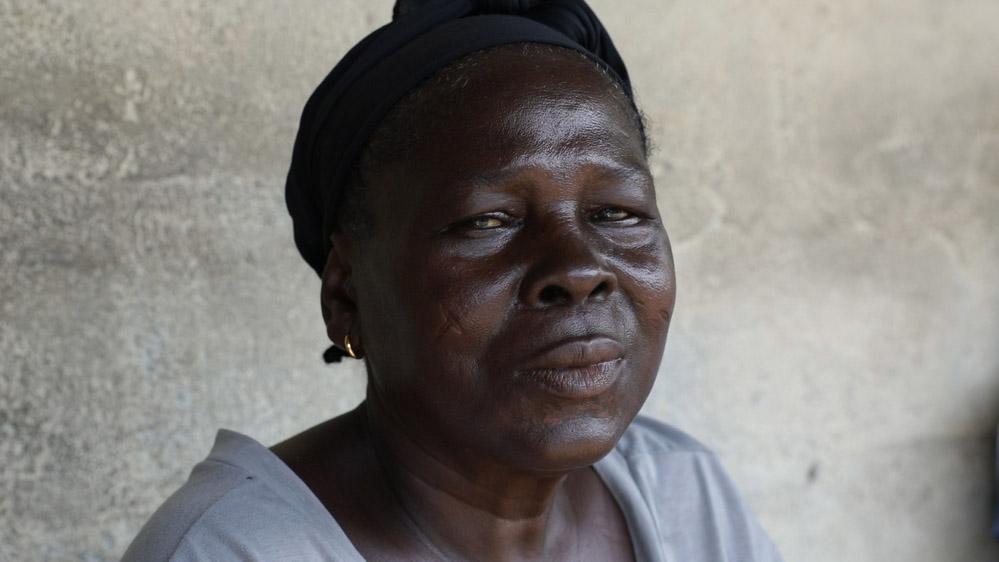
[{"xmin": 1, "ymin": 1, "xmax": 997, "ymax": 561}]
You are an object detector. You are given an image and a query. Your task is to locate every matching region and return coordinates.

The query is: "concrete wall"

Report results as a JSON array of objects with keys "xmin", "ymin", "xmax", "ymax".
[{"xmin": 2, "ymin": 1, "xmax": 997, "ymax": 560}]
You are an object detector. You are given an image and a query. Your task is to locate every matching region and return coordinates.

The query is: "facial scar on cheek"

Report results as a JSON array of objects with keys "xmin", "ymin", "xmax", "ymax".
[{"xmin": 434, "ymin": 303, "xmax": 466, "ymax": 339}]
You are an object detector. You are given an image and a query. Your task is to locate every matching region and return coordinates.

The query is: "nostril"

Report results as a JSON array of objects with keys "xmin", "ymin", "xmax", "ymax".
[
  {"xmin": 591, "ymin": 281, "xmax": 609, "ymax": 299},
  {"xmin": 538, "ymin": 285, "xmax": 570, "ymax": 305}
]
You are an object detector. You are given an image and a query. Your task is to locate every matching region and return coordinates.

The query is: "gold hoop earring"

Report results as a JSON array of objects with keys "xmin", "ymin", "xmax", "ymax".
[{"xmin": 344, "ymin": 334, "xmax": 359, "ymax": 359}]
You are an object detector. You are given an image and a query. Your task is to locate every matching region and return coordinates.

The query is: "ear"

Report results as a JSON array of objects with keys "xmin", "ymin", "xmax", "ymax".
[{"xmin": 321, "ymin": 233, "xmax": 359, "ymax": 354}]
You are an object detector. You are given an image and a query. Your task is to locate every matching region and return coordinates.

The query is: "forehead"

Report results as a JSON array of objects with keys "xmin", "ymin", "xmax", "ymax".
[
  {"xmin": 423, "ymin": 47, "xmax": 640, "ymax": 155},
  {"xmin": 365, "ymin": 46, "xmax": 648, "ymax": 211}
]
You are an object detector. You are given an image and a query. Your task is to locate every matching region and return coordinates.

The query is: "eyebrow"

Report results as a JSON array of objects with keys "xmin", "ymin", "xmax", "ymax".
[{"xmin": 465, "ymin": 155, "xmax": 652, "ymax": 190}]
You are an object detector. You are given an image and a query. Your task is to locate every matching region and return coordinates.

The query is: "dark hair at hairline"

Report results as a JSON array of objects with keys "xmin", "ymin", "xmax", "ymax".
[{"xmin": 333, "ymin": 43, "xmax": 651, "ymax": 239}]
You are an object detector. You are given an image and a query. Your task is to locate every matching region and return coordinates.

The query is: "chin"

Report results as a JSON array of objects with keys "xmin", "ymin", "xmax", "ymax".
[{"xmin": 501, "ymin": 410, "xmax": 634, "ymax": 474}]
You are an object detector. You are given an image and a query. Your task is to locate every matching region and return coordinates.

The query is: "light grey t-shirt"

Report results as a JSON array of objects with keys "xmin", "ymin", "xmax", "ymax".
[{"xmin": 122, "ymin": 416, "xmax": 783, "ymax": 561}]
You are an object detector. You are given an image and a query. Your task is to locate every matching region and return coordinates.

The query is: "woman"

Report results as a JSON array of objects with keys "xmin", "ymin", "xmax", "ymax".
[{"xmin": 123, "ymin": 1, "xmax": 783, "ymax": 560}]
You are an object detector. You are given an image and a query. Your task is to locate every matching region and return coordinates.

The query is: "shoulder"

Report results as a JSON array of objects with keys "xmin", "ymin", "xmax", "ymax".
[
  {"xmin": 614, "ymin": 414, "xmax": 714, "ymax": 457},
  {"xmin": 611, "ymin": 414, "xmax": 736, "ymax": 483},
  {"xmin": 610, "ymin": 415, "xmax": 735, "ymax": 508},
  {"xmin": 604, "ymin": 415, "xmax": 785, "ymax": 562},
  {"xmin": 121, "ymin": 449, "xmax": 272, "ymax": 561},
  {"xmin": 122, "ymin": 431, "xmax": 359, "ymax": 562}
]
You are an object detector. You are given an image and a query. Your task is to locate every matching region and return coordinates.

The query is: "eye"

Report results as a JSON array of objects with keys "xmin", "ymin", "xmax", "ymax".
[
  {"xmin": 591, "ymin": 207, "xmax": 638, "ymax": 223},
  {"xmin": 445, "ymin": 212, "xmax": 519, "ymax": 234},
  {"xmin": 469, "ymin": 215, "xmax": 505, "ymax": 230}
]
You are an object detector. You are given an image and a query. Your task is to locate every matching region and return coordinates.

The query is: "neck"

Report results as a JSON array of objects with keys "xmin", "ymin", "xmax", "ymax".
[{"xmin": 362, "ymin": 393, "xmax": 578, "ymax": 561}]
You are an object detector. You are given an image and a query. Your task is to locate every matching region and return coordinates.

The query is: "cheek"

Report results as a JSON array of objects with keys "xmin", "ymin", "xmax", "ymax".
[
  {"xmin": 617, "ymin": 236, "xmax": 677, "ymax": 333},
  {"xmin": 396, "ymin": 260, "xmax": 521, "ymax": 418},
  {"xmin": 416, "ymin": 256, "xmax": 521, "ymax": 358}
]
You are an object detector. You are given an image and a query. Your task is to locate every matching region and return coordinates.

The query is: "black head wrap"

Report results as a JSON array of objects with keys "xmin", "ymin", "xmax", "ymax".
[{"xmin": 285, "ymin": 0, "xmax": 634, "ymax": 279}]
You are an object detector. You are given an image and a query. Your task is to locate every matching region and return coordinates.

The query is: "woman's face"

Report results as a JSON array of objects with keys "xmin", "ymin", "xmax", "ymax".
[{"xmin": 345, "ymin": 48, "xmax": 675, "ymax": 473}]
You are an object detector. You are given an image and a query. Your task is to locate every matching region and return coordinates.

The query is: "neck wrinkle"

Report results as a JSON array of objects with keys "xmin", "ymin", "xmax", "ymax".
[{"xmin": 362, "ymin": 394, "xmax": 575, "ymax": 560}]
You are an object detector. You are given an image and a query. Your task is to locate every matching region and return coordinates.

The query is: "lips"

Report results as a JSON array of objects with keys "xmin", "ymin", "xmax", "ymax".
[
  {"xmin": 519, "ymin": 336, "xmax": 624, "ymax": 370},
  {"xmin": 515, "ymin": 336, "xmax": 625, "ymax": 398}
]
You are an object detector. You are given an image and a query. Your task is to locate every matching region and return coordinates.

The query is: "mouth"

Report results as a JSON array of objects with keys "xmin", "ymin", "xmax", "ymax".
[{"xmin": 515, "ymin": 337, "xmax": 625, "ymax": 399}]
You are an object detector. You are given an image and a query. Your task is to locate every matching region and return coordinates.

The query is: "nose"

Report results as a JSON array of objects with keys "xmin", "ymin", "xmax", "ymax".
[{"xmin": 519, "ymin": 229, "xmax": 618, "ymax": 308}]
